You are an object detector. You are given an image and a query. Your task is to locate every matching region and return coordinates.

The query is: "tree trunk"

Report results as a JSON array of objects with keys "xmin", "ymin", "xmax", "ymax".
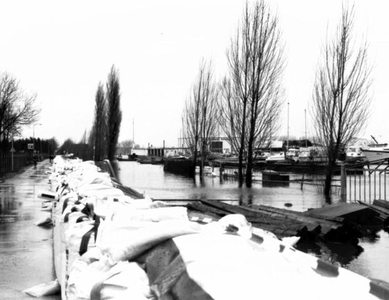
[
  {"xmin": 192, "ymin": 146, "xmax": 198, "ymax": 178},
  {"xmin": 324, "ymin": 158, "xmax": 336, "ymax": 202},
  {"xmin": 245, "ymin": 138, "xmax": 254, "ymax": 188},
  {"xmin": 238, "ymin": 147, "xmax": 245, "ymax": 187}
]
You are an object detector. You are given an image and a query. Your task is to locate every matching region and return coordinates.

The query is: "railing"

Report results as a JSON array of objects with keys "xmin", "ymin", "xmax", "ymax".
[
  {"xmin": 0, "ymin": 153, "xmax": 50, "ymax": 175},
  {"xmin": 343, "ymin": 162, "xmax": 389, "ymax": 203},
  {"xmin": 0, "ymin": 153, "xmax": 29, "ymax": 174}
]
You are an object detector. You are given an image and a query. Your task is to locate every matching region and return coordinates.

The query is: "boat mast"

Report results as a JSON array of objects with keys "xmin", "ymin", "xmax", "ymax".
[
  {"xmin": 287, "ymin": 102, "xmax": 289, "ymax": 150},
  {"xmin": 305, "ymin": 109, "xmax": 307, "ymax": 148}
]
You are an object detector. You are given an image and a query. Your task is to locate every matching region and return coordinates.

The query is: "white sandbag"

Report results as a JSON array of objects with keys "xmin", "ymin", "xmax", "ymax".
[
  {"xmin": 103, "ymin": 195, "xmax": 155, "ymax": 208},
  {"xmin": 98, "ymin": 220, "xmax": 201, "ymax": 264},
  {"xmin": 91, "ymin": 261, "xmax": 154, "ymax": 300},
  {"xmin": 23, "ymin": 279, "xmax": 60, "ymax": 297},
  {"xmin": 77, "ymin": 184, "xmax": 125, "ymax": 198},
  {"xmin": 52, "ymin": 209, "xmax": 67, "ymax": 295},
  {"xmin": 67, "ymin": 256, "xmax": 111, "ymax": 300},
  {"xmin": 56, "ymin": 192, "xmax": 79, "ymax": 216},
  {"xmin": 64, "ymin": 211, "xmax": 89, "ymax": 224},
  {"xmin": 203, "ymin": 214, "xmax": 253, "ymax": 239},
  {"xmin": 34, "ymin": 216, "xmax": 53, "ymax": 227},
  {"xmin": 170, "ymin": 233, "xmax": 379, "ymax": 300},
  {"xmin": 68, "ymin": 249, "xmax": 153, "ymax": 300},
  {"xmin": 110, "ymin": 206, "xmax": 189, "ymax": 223},
  {"xmin": 167, "ymin": 233, "xmax": 299, "ymax": 300},
  {"xmin": 90, "ymin": 196, "xmax": 136, "ymax": 219},
  {"xmin": 66, "ymin": 220, "xmax": 98, "ymax": 272}
]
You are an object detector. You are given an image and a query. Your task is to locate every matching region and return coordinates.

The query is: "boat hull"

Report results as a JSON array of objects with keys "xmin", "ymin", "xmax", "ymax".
[{"xmin": 361, "ymin": 149, "xmax": 389, "ymax": 163}]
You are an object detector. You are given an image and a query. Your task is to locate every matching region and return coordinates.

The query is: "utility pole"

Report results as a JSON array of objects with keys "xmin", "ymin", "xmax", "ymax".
[{"xmin": 33, "ymin": 123, "xmax": 42, "ymax": 159}]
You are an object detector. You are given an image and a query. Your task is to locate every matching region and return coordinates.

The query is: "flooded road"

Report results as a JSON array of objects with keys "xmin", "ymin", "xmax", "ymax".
[{"xmin": 0, "ymin": 161, "xmax": 60, "ymax": 299}]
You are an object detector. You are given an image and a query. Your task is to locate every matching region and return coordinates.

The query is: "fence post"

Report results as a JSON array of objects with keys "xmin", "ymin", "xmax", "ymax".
[{"xmin": 340, "ymin": 163, "xmax": 347, "ymax": 202}]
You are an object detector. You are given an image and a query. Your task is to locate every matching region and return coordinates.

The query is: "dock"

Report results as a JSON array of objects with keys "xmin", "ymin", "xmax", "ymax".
[{"xmin": 186, "ymin": 199, "xmax": 389, "ymax": 246}]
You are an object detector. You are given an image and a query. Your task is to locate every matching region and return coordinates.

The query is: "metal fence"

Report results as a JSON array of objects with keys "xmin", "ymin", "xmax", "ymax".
[
  {"xmin": 0, "ymin": 153, "xmax": 33, "ymax": 174},
  {"xmin": 344, "ymin": 163, "xmax": 389, "ymax": 203}
]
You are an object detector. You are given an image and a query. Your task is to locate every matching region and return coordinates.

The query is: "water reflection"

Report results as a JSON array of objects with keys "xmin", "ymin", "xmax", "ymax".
[
  {"xmin": 0, "ymin": 185, "xmax": 19, "ymax": 224},
  {"xmin": 118, "ymin": 162, "xmax": 328, "ymax": 211},
  {"xmin": 298, "ymin": 241, "xmax": 364, "ymax": 266}
]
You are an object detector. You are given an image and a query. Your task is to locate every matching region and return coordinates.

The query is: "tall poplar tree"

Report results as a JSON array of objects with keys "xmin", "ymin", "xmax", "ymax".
[
  {"xmin": 93, "ymin": 83, "xmax": 106, "ymax": 161},
  {"xmin": 312, "ymin": 4, "xmax": 371, "ymax": 199},
  {"xmin": 106, "ymin": 65, "xmax": 122, "ymax": 161},
  {"xmin": 182, "ymin": 59, "xmax": 219, "ymax": 178},
  {"xmin": 224, "ymin": 0, "xmax": 284, "ymax": 187}
]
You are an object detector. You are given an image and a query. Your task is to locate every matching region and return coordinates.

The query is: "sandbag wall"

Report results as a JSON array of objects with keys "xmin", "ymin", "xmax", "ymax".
[{"xmin": 46, "ymin": 156, "xmax": 387, "ymax": 300}]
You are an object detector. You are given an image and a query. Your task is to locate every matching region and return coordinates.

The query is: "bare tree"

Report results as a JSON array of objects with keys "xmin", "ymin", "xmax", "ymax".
[
  {"xmin": 312, "ymin": 4, "xmax": 371, "ymax": 200},
  {"xmin": 218, "ymin": 77, "xmax": 244, "ymax": 155},
  {"xmin": 182, "ymin": 59, "xmax": 219, "ymax": 178},
  {"xmin": 93, "ymin": 83, "xmax": 107, "ymax": 161},
  {"xmin": 225, "ymin": 0, "xmax": 284, "ymax": 187},
  {"xmin": 0, "ymin": 72, "xmax": 40, "ymax": 148},
  {"xmin": 118, "ymin": 139, "xmax": 134, "ymax": 154},
  {"xmin": 79, "ymin": 129, "xmax": 88, "ymax": 144},
  {"xmin": 106, "ymin": 65, "xmax": 122, "ymax": 161}
]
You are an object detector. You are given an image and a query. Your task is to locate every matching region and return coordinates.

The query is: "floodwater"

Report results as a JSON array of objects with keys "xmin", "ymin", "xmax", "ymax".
[
  {"xmin": 0, "ymin": 161, "xmax": 60, "ymax": 299},
  {"xmin": 117, "ymin": 161, "xmax": 389, "ymax": 284},
  {"xmin": 117, "ymin": 162, "xmax": 330, "ymax": 211}
]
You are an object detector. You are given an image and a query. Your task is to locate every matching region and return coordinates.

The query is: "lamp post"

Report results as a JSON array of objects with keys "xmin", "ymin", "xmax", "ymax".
[
  {"xmin": 33, "ymin": 123, "xmax": 42, "ymax": 159},
  {"xmin": 11, "ymin": 132, "xmax": 15, "ymax": 171}
]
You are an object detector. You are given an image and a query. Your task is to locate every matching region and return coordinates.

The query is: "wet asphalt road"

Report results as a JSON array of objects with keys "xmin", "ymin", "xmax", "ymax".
[{"xmin": 0, "ymin": 160, "xmax": 60, "ymax": 299}]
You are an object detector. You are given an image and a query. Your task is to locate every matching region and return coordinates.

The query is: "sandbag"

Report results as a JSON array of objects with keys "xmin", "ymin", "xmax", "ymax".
[
  {"xmin": 143, "ymin": 239, "xmax": 213, "ymax": 300},
  {"xmin": 23, "ymin": 279, "xmax": 60, "ymax": 297},
  {"xmin": 110, "ymin": 206, "xmax": 189, "ymax": 223},
  {"xmin": 77, "ymin": 184, "xmax": 125, "ymax": 198},
  {"xmin": 68, "ymin": 248, "xmax": 153, "ymax": 300},
  {"xmin": 66, "ymin": 219, "xmax": 98, "ymax": 273},
  {"xmin": 90, "ymin": 261, "xmax": 154, "ymax": 300},
  {"xmin": 67, "ymin": 253, "xmax": 111, "ymax": 300},
  {"xmin": 98, "ymin": 220, "xmax": 201, "ymax": 264}
]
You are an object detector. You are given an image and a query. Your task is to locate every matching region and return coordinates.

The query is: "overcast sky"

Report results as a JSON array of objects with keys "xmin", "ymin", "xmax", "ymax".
[{"xmin": 1, "ymin": 0, "xmax": 388, "ymax": 147}]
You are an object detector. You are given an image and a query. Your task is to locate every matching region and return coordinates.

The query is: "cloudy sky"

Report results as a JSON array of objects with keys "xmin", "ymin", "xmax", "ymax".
[{"xmin": 1, "ymin": 0, "xmax": 388, "ymax": 147}]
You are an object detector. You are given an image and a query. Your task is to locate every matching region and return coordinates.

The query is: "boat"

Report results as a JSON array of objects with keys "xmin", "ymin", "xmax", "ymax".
[
  {"xmin": 196, "ymin": 166, "xmax": 217, "ymax": 177},
  {"xmin": 137, "ymin": 156, "xmax": 153, "ymax": 164},
  {"xmin": 262, "ymin": 170, "xmax": 289, "ymax": 186},
  {"xmin": 151, "ymin": 157, "xmax": 164, "ymax": 165},
  {"xmin": 117, "ymin": 154, "xmax": 137, "ymax": 161},
  {"xmin": 361, "ymin": 143, "xmax": 389, "ymax": 163},
  {"xmin": 137, "ymin": 156, "xmax": 164, "ymax": 164},
  {"xmin": 286, "ymin": 148, "xmax": 300, "ymax": 162},
  {"xmin": 298, "ymin": 147, "xmax": 328, "ymax": 163},
  {"xmin": 266, "ymin": 149, "xmax": 300, "ymax": 164},
  {"xmin": 266, "ymin": 152, "xmax": 287, "ymax": 163},
  {"xmin": 44, "ymin": 156, "xmax": 389, "ymax": 300},
  {"xmin": 346, "ymin": 146, "xmax": 366, "ymax": 163}
]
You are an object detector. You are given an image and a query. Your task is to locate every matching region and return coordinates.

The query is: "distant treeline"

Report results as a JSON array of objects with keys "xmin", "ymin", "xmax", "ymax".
[
  {"xmin": 56, "ymin": 139, "xmax": 93, "ymax": 161},
  {"xmin": 0, "ymin": 137, "xmax": 58, "ymax": 156}
]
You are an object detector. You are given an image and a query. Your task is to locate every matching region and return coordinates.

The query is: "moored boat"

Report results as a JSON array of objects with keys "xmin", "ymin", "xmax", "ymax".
[
  {"xmin": 117, "ymin": 154, "xmax": 138, "ymax": 161},
  {"xmin": 266, "ymin": 152, "xmax": 287, "ymax": 163},
  {"xmin": 361, "ymin": 143, "xmax": 389, "ymax": 163},
  {"xmin": 298, "ymin": 147, "xmax": 328, "ymax": 163},
  {"xmin": 346, "ymin": 146, "xmax": 366, "ymax": 163}
]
